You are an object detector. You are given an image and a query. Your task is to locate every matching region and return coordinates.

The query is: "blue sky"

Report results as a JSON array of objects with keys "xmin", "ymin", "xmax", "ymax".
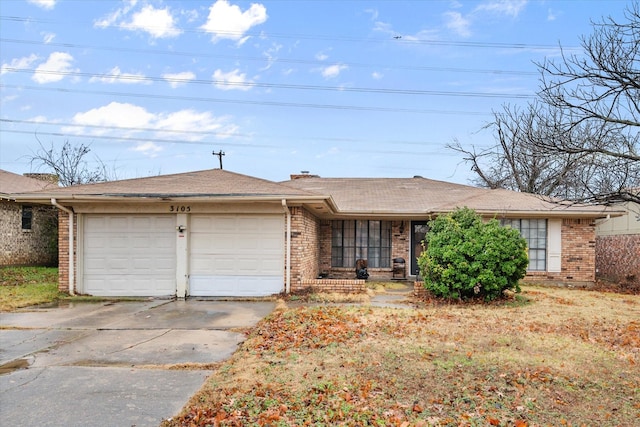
[{"xmin": 0, "ymin": 0, "xmax": 630, "ymax": 184}]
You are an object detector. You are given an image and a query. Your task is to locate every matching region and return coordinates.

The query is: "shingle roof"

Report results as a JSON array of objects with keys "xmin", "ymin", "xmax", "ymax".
[
  {"xmin": 0, "ymin": 169, "xmax": 58, "ymax": 196},
  {"xmin": 15, "ymin": 169, "xmax": 318, "ymax": 199},
  {"xmin": 10, "ymin": 168, "xmax": 620, "ymax": 218},
  {"xmin": 282, "ymin": 176, "xmax": 618, "ymax": 218}
]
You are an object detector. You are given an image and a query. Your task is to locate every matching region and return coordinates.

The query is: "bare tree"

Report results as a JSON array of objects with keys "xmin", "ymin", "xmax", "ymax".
[
  {"xmin": 453, "ymin": 3, "xmax": 640, "ymax": 205},
  {"xmin": 450, "ymin": 102, "xmax": 640, "ymax": 203},
  {"xmin": 29, "ymin": 139, "xmax": 113, "ymax": 187}
]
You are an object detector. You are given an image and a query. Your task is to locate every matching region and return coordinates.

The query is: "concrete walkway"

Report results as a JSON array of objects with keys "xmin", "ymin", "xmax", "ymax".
[{"xmin": 0, "ymin": 299, "xmax": 275, "ymax": 427}]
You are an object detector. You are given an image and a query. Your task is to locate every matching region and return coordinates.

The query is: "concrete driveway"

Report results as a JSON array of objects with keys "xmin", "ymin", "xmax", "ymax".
[{"xmin": 0, "ymin": 299, "xmax": 276, "ymax": 427}]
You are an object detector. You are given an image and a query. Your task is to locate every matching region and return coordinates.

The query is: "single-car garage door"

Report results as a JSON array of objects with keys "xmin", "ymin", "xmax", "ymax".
[
  {"xmin": 83, "ymin": 215, "xmax": 176, "ymax": 296},
  {"xmin": 189, "ymin": 214, "xmax": 284, "ymax": 296}
]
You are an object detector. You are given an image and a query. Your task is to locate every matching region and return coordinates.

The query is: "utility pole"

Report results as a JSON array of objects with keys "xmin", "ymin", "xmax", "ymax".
[{"xmin": 212, "ymin": 150, "xmax": 225, "ymax": 169}]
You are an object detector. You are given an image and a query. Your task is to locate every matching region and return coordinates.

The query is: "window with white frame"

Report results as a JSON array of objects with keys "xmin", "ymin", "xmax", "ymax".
[
  {"xmin": 331, "ymin": 220, "xmax": 391, "ymax": 268},
  {"xmin": 502, "ymin": 218, "xmax": 547, "ymax": 271}
]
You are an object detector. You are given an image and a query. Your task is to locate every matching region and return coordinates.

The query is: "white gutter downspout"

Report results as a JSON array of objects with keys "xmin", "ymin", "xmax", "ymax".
[
  {"xmin": 281, "ymin": 199, "xmax": 291, "ymax": 294},
  {"xmin": 51, "ymin": 199, "xmax": 74, "ymax": 296}
]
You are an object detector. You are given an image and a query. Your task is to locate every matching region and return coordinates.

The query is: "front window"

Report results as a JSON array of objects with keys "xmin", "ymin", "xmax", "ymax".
[
  {"xmin": 502, "ymin": 219, "xmax": 547, "ymax": 271},
  {"xmin": 22, "ymin": 205, "xmax": 33, "ymax": 230},
  {"xmin": 331, "ymin": 220, "xmax": 391, "ymax": 268}
]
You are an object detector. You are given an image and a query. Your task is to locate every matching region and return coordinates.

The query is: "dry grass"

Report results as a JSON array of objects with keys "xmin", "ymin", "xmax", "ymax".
[{"xmin": 162, "ymin": 286, "xmax": 639, "ymax": 426}]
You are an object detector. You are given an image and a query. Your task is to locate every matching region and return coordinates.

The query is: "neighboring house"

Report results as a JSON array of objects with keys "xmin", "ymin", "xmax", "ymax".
[
  {"xmin": 0, "ymin": 170, "xmax": 59, "ymax": 266},
  {"xmin": 13, "ymin": 169, "xmax": 622, "ymax": 297},
  {"xmin": 595, "ymin": 197, "xmax": 640, "ymax": 285}
]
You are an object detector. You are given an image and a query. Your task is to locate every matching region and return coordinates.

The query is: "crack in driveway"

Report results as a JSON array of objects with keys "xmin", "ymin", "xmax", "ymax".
[{"xmin": 106, "ymin": 329, "xmax": 173, "ymax": 354}]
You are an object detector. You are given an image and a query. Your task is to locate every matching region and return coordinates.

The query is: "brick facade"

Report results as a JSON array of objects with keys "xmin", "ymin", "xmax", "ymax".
[
  {"xmin": 57, "ymin": 212, "xmax": 77, "ymax": 293},
  {"xmin": 0, "ymin": 200, "xmax": 58, "ymax": 267},
  {"xmin": 523, "ymin": 218, "xmax": 596, "ymax": 285},
  {"xmin": 298, "ymin": 278, "xmax": 366, "ymax": 293},
  {"xmin": 596, "ymin": 234, "xmax": 640, "ymax": 284},
  {"xmin": 316, "ymin": 216, "xmax": 598, "ymax": 288},
  {"xmin": 54, "ymin": 207, "xmax": 601, "ymax": 295},
  {"xmin": 289, "ymin": 206, "xmax": 321, "ymax": 290}
]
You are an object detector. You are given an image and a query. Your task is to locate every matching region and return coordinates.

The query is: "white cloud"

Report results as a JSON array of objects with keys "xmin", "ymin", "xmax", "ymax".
[
  {"xmin": 260, "ymin": 42, "xmax": 282, "ymax": 71},
  {"xmin": 444, "ymin": 11, "xmax": 471, "ymax": 37},
  {"xmin": 70, "ymin": 102, "xmax": 155, "ymax": 134},
  {"xmin": 547, "ymin": 8, "xmax": 560, "ymax": 21},
  {"xmin": 94, "ymin": 1, "xmax": 181, "ymax": 39},
  {"xmin": 89, "ymin": 66, "xmax": 149, "ymax": 84},
  {"xmin": 162, "ymin": 71, "xmax": 196, "ymax": 88},
  {"xmin": 124, "ymin": 4, "xmax": 182, "ymax": 38},
  {"xmin": 321, "ymin": 64, "xmax": 348, "ymax": 79},
  {"xmin": 66, "ymin": 102, "xmax": 239, "ymax": 150},
  {"xmin": 372, "ymin": 71, "xmax": 383, "ymax": 80},
  {"xmin": 155, "ymin": 110, "xmax": 238, "ymax": 140},
  {"xmin": 132, "ymin": 141, "xmax": 163, "ymax": 157},
  {"xmin": 27, "ymin": 0, "xmax": 56, "ymax": 10},
  {"xmin": 315, "ymin": 51, "xmax": 329, "ymax": 61},
  {"xmin": 1, "ymin": 54, "xmax": 39, "ymax": 75},
  {"xmin": 372, "ymin": 20, "xmax": 394, "ymax": 35},
  {"xmin": 212, "ymin": 69, "xmax": 253, "ymax": 91},
  {"xmin": 94, "ymin": 0, "xmax": 138, "ymax": 28},
  {"xmin": 200, "ymin": 0, "xmax": 267, "ymax": 44},
  {"xmin": 475, "ymin": 0, "xmax": 528, "ymax": 18},
  {"xmin": 364, "ymin": 8, "xmax": 379, "ymax": 21},
  {"xmin": 32, "ymin": 52, "xmax": 74, "ymax": 84},
  {"xmin": 42, "ymin": 32, "xmax": 56, "ymax": 43}
]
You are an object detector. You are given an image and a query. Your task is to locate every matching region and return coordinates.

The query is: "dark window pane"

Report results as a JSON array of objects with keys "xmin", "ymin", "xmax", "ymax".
[{"xmin": 22, "ymin": 205, "xmax": 33, "ymax": 230}]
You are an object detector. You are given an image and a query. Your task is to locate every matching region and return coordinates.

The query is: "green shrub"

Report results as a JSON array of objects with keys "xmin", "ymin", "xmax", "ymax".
[{"xmin": 417, "ymin": 208, "xmax": 528, "ymax": 301}]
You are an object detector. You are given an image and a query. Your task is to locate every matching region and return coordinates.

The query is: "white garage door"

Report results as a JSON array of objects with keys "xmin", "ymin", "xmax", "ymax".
[
  {"xmin": 189, "ymin": 214, "xmax": 284, "ymax": 296},
  {"xmin": 83, "ymin": 215, "xmax": 176, "ymax": 296}
]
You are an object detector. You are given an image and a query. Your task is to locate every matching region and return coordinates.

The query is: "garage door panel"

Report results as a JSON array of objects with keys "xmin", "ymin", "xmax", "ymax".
[
  {"xmin": 189, "ymin": 214, "xmax": 284, "ymax": 297},
  {"xmin": 189, "ymin": 275, "xmax": 282, "ymax": 297},
  {"xmin": 83, "ymin": 214, "xmax": 176, "ymax": 296}
]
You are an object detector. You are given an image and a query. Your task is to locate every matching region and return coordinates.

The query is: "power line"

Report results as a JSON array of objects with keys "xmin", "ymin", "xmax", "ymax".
[
  {"xmin": 0, "ymin": 129, "xmax": 272, "ymax": 147},
  {"xmin": 0, "ymin": 84, "xmax": 499, "ymax": 114},
  {"xmin": 1, "ymin": 118, "xmax": 243, "ymax": 139},
  {"xmin": 0, "ymin": 38, "xmax": 539, "ymax": 77},
  {"xmin": 0, "ymin": 119, "xmax": 458, "ymax": 149},
  {"xmin": 1, "ymin": 69, "xmax": 534, "ymax": 98},
  {"xmin": 0, "ymin": 16, "xmax": 576, "ymax": 51}
]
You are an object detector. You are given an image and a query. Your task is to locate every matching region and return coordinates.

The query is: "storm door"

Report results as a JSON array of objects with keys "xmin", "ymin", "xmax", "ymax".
[{"xmin": 410, "ymin": 221, "xmax": 429, "ymax": 277}]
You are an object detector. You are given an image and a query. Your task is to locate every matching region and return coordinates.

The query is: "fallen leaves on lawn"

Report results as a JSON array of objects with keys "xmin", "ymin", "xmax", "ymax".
[{"xmin": 164, "ymin": 289, "xmax": 640, "ymax": 427}]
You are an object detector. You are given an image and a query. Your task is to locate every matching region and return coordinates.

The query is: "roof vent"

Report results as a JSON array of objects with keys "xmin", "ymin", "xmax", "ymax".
[{"xmin": 413, "ymin": 175, "xmax": 423, "ymax": 179}]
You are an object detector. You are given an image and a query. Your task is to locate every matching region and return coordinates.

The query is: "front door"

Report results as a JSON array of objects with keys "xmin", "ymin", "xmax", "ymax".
[{"xmin": 410, "ymin": 221, "xmax": 429, "ymax": 277}]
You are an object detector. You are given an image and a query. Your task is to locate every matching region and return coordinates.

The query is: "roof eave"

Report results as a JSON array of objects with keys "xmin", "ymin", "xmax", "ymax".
[{"xmin": 10, "ymin": 192, "xmax": 336, "ymax": 207}]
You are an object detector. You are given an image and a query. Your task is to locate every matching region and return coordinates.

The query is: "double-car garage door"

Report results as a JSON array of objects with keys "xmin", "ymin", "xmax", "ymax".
[{"xmin": 82, "ymin": 214, "xmax": 284, "ymax": 297}]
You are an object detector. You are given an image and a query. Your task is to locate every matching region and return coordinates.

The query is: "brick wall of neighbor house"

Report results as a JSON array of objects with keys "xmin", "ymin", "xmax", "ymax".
[
  {"xmin": 289, "ymin": 206, "xmax": 321, "ymax": 291},
  {"xmin": 526, "ymin": 218, "xmax": 596, "ymax": 285},
  {"xmin": 57, "ymin": 212, "xmax": 77, "ymax": 293},
  {"xmin": 0, "ymin": 201, "xmax": 57, "ymax": 266},
  {"xmin": 596, "ymin": 234, "xmax": 640, "ymax": 284}
]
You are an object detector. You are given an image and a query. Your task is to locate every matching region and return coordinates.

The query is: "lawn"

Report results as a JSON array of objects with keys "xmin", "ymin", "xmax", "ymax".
[
  {"xmin": 0, "ymin": 266, "xmax": 61, "ymax": 311},
  {"xmin": 163, "ymin": 286, "xmax": 639, "ymax": 426}
]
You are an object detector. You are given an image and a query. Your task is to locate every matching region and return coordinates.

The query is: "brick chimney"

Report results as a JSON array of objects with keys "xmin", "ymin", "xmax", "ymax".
[
  {"xmin": 290, "ymin": 171, "xmax": 320, "ymax": 180},
  {"xmin": 24, "ymin": 173, "xmax": 60, "ymax": 186}
]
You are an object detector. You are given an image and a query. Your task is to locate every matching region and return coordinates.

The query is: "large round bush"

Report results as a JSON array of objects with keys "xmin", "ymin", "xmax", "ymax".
[{"xmin": 417, "ymin": 207, "xmax": 528, "ymax": 301}]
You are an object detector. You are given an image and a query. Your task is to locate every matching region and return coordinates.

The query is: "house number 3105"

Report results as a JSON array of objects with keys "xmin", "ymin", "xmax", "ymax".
[{"xmin": 170, "ymin": 205, "xmax": 191, "ymax": 212}]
